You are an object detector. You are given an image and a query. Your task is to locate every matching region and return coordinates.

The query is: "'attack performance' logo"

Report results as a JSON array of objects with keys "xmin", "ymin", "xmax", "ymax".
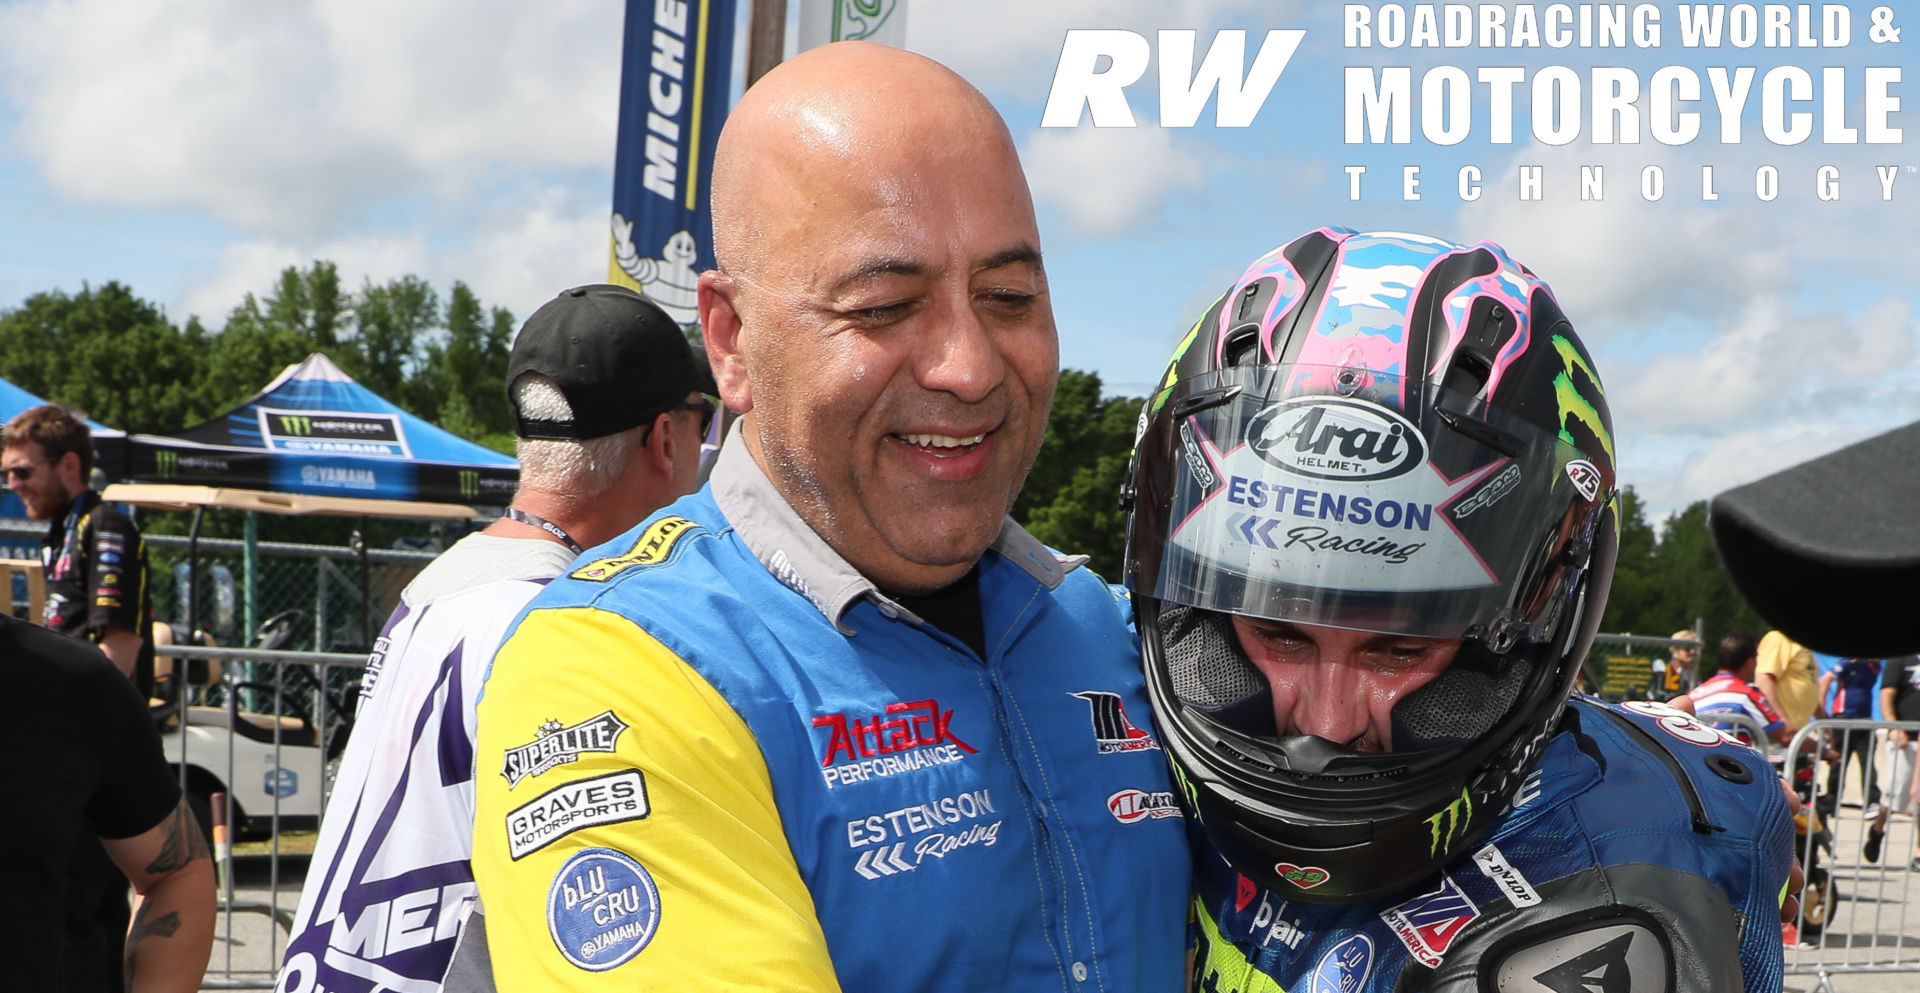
[
  {"xmin": 501, "ymin": 711, "xmax": 630, "ymax": 788},
  {"xmin": 812, "ymin": 699, "xmax": 978, "ymax": 789},
  {"xmin": 1071, "ymin": 691, "xmax": 1161, "ymax": 754}
]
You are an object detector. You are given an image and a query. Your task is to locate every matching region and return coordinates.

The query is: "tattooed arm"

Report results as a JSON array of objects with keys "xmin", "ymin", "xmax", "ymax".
[{"xmin": 101, "ymin": 797, "xmax": 215, "ymax": 993}]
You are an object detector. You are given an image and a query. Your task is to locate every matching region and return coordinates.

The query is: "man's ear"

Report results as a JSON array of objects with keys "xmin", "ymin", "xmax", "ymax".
[
  {"xmin": 699, "ymin": 270, "xmax": 752, "ymax": 413},
  {"xmin": 57, "ymin": 449, "xmax": 85, "ymax": 490},
  {"xmin": 644, "ymin": 413, "xmax": 676, "ymax": 475}
]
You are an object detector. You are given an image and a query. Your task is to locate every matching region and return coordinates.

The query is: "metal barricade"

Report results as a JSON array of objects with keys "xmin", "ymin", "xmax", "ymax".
[
  {"xmin": 155, "ymin": 642, "xmax": 366, "ymax": 992},
  {"xmin": 1781, "ymin": 718, "xmax": 1920, "ymax": 992},
  {"xmin": 1692, "ymin": 710, "xmax": 1782, "ymax": 761}
]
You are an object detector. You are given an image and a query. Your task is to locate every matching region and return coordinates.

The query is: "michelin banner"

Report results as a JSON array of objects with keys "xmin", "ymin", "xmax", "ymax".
[{"xmin": 608, "ymin": 0, "xmax": 739, "ymax": 329}]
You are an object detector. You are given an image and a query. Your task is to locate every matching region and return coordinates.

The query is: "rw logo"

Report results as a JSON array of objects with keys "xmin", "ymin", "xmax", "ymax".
[
  {"xmin": 277, "ymin": 415, "xmax": 314, "ymax": 436},
  {"xmin": 458, "ymin": 469, "xmax": 479, "ymax": 499},
  {"xmin": 1042, "ymin": 29, "xmax": 1305, "ymax": 128},
  {"xmin": 155, "ymin": 450, "xmax": 179, "ymax": 477}
]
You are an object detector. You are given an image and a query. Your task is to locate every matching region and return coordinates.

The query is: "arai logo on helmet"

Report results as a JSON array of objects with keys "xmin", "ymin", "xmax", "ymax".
[{"xmin": 1247, "ymin": 397, "xmax": 1426, "ymax": 481}]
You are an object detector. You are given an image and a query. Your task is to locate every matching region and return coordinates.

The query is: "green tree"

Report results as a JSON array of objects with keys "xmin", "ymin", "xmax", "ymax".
[
  {"xmin": 346, "ymin": 275, "xmax": 439, "ymax": 406},
  {"xmin": 206, "ymin": 262, "xmax": 353, "ymax": 412},
  {"xmin": 0, "ymin": 282, "xmax": 207, "ymax": 431},
  {"xmin": 418, "ymin": 283, "xmax": 515, "ymax": 452},
  {"xmin": 1014, "ymin": 369, "xmax": 1144, "ymax": 581},
  {"xmin": 1596, "ymin": 487, "xmax": 1660, "ymax": 636}
]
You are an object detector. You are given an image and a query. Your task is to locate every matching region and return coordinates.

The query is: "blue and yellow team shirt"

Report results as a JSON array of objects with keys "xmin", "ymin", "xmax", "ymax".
[{"xmin": 471, "ymin": 432, "xmax": 1190, "ymax": 991}]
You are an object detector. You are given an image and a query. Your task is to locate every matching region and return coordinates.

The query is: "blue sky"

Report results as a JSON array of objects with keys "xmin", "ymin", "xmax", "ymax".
[{"xmin": 1, "ymin": 0, "xmax": 1915, "ymax": 520}]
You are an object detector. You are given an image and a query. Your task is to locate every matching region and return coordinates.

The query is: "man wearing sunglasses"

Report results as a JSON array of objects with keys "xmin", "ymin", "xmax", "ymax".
[
  {"xmin": 5, "ymin": 402, "xmax": 165, "ymax": 993},
  {"xmin": 3, "ymin": 404, "xmax": 153, "ymax": 693},
  {"xmin": 278, "ymin": 284, "xmax": 714, "ymax": 993}
]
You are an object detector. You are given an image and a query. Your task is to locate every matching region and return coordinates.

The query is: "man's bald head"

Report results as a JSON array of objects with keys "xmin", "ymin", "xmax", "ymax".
[
  {"xmin": 694, "ymin": 43, "xmax": 1058, "ymax": 594},
  {"xmin": 710, "ymin": 42, "xmax": 1027, "ymax": 282}
]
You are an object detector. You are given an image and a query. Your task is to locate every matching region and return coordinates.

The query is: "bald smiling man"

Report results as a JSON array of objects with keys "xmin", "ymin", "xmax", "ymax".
[{"xmin": 466, "ymin": 43, "xmax": 1190, "ymax": 991}]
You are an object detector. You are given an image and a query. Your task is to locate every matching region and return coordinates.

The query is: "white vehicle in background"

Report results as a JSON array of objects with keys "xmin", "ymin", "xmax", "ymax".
[{"xmin": 154, "ymin": 611, "xmax": 355, "ymax": 840}]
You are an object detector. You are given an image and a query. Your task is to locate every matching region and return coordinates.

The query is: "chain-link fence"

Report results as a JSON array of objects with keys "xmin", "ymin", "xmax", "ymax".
[{"xmin": 2, "ymin": 516, "xmax": 442, "ymax": 654}]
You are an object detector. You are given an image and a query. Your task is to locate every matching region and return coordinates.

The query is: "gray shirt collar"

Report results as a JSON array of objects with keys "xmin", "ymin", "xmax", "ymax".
[{"xmin": 709, "ymin": 419, "xmax": 1084, "ymax": 629}]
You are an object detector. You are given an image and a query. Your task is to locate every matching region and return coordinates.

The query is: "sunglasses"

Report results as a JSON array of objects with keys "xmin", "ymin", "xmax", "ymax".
[
  {"xmin": 3, "ymin": 460, "xmax": 45, "ymax": 481},
  {"xmin": 641, "ymin": 395, "xmax": 720, "ymax": 444}
]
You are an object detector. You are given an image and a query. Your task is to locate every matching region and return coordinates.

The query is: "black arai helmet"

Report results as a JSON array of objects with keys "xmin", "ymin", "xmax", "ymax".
[{"xmin": 1124, "ymin": 228, "xmax": 1619, "ymax": 904}]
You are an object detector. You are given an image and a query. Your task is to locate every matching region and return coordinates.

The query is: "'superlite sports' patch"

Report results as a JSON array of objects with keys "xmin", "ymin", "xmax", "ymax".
[
  {"xmin": 548, "ymin": 848, "xmax": 661, "ymax": 971},
  {"xmin": 501, "ymin": 711, "xmax": 630, "ymax": 788}
]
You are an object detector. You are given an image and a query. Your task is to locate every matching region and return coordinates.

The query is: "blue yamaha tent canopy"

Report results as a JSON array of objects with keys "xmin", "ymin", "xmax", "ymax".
[{"xmin": 123, "ymin": 353, "xmax": 517, "ymax": 507}]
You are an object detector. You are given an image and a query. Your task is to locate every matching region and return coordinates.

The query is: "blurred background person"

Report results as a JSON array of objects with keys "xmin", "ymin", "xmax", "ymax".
[{"xmin": 279, "ymin": 285, "xmax": 714, "ymax": 993}]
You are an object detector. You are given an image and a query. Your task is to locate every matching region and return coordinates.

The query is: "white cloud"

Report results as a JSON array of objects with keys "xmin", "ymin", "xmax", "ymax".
[
  {"xmin": 1453, "ymin": 142, "xmax": 1792, "ymax": 329},
  {"xmin": 0, "ymin": 0, "xmax": 621, "ymax": 236},
  {"xmin": 1616, "ymin": 294, "xmax": 1914, "ymax": 433},
  {"xmin": 1021, "ymin": 125, "xmax": 1206, "ymax": 235},
  {"xmin": 1631, "ymin": 413, "xmax": 1918, "ymax": 516},
  {"xmin": 176, "ymin": 187, "xmax": 605, "ymax": 331}
]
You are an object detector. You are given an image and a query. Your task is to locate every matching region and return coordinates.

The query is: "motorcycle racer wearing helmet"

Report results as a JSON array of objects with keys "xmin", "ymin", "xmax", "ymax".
[{"xmin": 1125, "ymin": 228, "xmax": 1795, "ymax": 992}]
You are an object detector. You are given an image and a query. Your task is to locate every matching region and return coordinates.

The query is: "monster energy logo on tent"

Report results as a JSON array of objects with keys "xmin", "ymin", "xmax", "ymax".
[
  {"xmin": 459, "ymin": 469, "xmax": 479, "ymax": 499},
  {"xmin": 156, "ymin": 450, "xmax": 178, "ymax": 477},
  {"xmin": 258, "ymin": 407, "xmax": 412, "ymax": 458}
]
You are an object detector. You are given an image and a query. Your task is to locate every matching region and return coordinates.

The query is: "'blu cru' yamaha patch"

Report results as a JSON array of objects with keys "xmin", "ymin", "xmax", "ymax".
[
  {"xmin": 547, "ymin": 848, "xmax": 661, "ymax": 971},
  {"xmin": 1312, "ymin": 933, "xmax": 1375, "ymax": 993}
]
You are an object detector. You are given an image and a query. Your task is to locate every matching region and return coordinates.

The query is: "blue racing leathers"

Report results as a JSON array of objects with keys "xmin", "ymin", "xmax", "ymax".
[{"xmin": 1191, "ymin": 697, "xmax": 1795, "ymax": 993}]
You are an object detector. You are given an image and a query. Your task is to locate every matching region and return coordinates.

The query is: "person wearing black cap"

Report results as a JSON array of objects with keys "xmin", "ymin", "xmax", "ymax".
[{"xmin": 277, "ymin": 284, "xmax": 714, "ymax": 993}]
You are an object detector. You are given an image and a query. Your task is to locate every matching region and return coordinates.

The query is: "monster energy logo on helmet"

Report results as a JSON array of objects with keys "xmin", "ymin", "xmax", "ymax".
[{"xmin": 1424, "ymin": 787, "xmax": 1474, "ymax": 856}]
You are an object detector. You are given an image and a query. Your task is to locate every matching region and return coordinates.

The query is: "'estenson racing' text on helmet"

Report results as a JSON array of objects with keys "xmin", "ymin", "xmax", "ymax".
[{"xmin": 1124, "ymin": 227, "xmax": 1619, "ymax": 903}]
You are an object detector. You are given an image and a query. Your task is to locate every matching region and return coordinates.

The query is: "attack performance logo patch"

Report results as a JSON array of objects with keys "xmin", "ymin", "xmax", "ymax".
[
  {"xmin": 1380, "ymin": 875, "xmax": 1480, "ymax": 968},
  {"xmin": 1070, "ymin": 691, "xmax": 1160, "ymax": 754},
  {"xmin": 547, "ymin": 848, "xmax": 661, "ymax": 972},
  {"xmin": 811, "ymin": 698, "xmax": 978, "ymax": 789},
  {"xmin": 502, "ymin": 711, "xmax": 630, "ymax": 788}
]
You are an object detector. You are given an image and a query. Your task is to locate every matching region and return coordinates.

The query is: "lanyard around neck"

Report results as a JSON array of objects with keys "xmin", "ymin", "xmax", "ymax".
[{"xmin": 504, "ymin": 507, "xmax": 582, "ymax": 554}]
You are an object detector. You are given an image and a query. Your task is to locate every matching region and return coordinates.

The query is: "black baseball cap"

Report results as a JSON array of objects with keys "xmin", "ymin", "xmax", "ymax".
[
  {"xmin": 506, "ymin": 284, "xmax": 718, "ymax": 441},
  {"xmin": 1711, "ymin": 418, "xmax": 1920, "ymax": 657}
]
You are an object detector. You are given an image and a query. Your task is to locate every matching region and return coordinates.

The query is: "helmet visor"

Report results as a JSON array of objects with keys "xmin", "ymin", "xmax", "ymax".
[{"xmin": 1130, "ymin": 364, "xmax": 1604, "ymax": 641}]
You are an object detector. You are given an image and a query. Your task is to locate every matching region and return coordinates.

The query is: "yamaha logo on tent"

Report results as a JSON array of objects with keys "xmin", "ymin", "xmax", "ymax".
[{"xmin": 1246, "ymin": 397, "xmax": 1426, "ymax": 482}]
